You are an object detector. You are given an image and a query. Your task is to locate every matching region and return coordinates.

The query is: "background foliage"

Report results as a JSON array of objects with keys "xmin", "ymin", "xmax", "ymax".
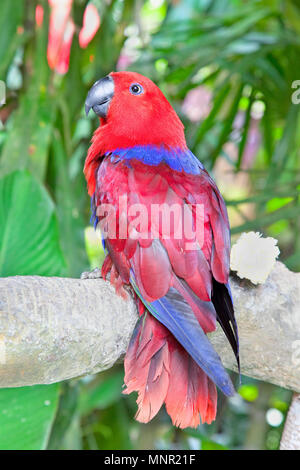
[{"xmin": 0, "ymin": 0, "xmax": 299, "ymax": 450}]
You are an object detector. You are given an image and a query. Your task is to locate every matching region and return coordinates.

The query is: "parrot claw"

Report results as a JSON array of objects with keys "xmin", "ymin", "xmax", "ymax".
[{"xmin": 80, "ymin": 267, "xmax": 102, "ymax": 280}]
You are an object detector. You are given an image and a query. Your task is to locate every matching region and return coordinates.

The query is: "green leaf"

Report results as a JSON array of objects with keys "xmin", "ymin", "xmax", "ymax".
[
  {"xmin": 47, "ymin": 382, "xmax": 80, "ymax": 450},
  {"xmin": 0, "ymin": 384, "xmax": 60, "ymax": 450},
  {"xmin": 86, "ymin": 400, "xmax": 133, "ymax": 450},
  {"xmin": 266, "ymin": 196, "xmax": 294, "ymax": 212},
  {"xmin": 193, "ymin": 81, "xmax": 231, "ymax": 147},
  {"xmin": 284, "ymin": 250, "xmax": 300, "ymax": 271},
  {"xmin": 0, "ymin": 88, "xmax": 56, "ymax": 181},
  {"xmin": 225, "ymin": 186, "xmax": 300, "ymax": 206},
  {"xmin": 0, "ymin": 0, "xmax": 25, "ymax": 79},
  {"xmin": 0, "ymin": 170, "xmax": 66, "ymax": 276},
  {"xmin": 50, "ymin": 130, "xmax": 89, "ymax": 277},
  {"xmin": 231, "ymin": 204, "xmax": 300, "ymax": 234},
  {"xmin": 0, "ymin": 5, "xmax": 55, "ymax": 181},
  {"xmin": 79, "ymin": 370, "xmax": 124, "ymax": 415},
  {"xmin": 236, "ymin": 89, "xmax": 255, "ymax": 170},
  {"xmin": 210, "ymin": 82, "xmax": 244, "ymax": 165},
  {"xmin": 266, "ymin": 104, "xmax": 299, "ymax": 184}
]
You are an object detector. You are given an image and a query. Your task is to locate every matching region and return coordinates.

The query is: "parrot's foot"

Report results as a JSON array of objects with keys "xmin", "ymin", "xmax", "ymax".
[
  {"xmin": 111, "ymin": 273, "xmax": 131, "ymax": 300},
  {"xmin": 80, "ymin": 266, "xmax": 131, "ymax": 300},
  {"xmin": 80, "ymin": 267, "xmax": 102, "ymax": 280}
]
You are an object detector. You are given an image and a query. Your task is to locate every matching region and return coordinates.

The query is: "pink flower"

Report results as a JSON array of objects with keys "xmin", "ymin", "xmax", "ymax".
[
  {"xmin": 47, "ymin": 0, "xmax": 73, "ymax": 72},
  {"xmin": 35, "ymin": 5, "xmax": 44, "ymax": 28},
  {"xmin": 79, "ymin": 4, "xmax": 101, "ymax": 49},
  {"xmin": 54, "ymin": 19, "xmax": 75, "ymax": 75},
  {"xmin": 47, "ymin": 1, "xmax": 101, "ymax": 75}
]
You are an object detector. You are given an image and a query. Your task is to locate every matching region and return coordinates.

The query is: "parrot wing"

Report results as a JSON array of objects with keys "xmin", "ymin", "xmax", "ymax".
[{"xmin": 95, "ymin": 151, "xmax": 239, "ymax": 391}]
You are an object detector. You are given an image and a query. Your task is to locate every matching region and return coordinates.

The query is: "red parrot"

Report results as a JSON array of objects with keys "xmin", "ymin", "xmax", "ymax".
[{"xmin": 84, "ymin": 71, "xmax": 239, "ymax": 428}]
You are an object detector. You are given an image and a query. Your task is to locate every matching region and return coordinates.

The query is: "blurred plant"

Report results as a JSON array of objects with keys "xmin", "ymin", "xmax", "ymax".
[{"xmin": 182, "ymin": 85, "xmax": 212, "ymax": 122}]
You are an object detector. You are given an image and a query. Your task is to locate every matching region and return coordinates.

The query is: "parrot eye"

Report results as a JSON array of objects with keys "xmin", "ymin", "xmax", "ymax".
[{"xmin": 129, "ymin": 83, "xmax": 144, "ymax": 95}]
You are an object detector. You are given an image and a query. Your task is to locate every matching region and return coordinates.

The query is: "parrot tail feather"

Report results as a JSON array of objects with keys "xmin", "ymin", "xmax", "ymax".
[{"xmin": 123, "ymin": 313, "xmax": 217, "ymax": 428}]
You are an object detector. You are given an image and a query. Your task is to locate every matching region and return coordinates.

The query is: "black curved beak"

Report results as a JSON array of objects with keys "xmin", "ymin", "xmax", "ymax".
[{"xmin": 85, "ymin": 75, "xmax": 114, "ymax": 118}]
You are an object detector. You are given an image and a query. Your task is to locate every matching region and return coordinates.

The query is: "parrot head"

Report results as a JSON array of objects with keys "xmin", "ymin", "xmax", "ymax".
[
  {"xmin": 85, "ymin": 71, "xmax": 186, "ymax": 151},
  {"xmin": 84, "ymin": 71, "xmax": 187, "ymax": 195}
]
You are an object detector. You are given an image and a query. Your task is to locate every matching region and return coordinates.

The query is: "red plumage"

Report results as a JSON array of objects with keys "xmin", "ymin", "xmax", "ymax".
[
  {"xmin": 123, "ymin": 313, "xmax": 217, "ymax": 427},
  {"xmin": 84, "ymin": 71, "xmax": 238, "ymax": 428}
]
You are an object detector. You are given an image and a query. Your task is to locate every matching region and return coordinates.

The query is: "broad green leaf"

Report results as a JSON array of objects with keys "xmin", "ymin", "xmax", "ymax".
[
  {"xmin": 0, "ymin": 384, "xmax": 60, "ymax": 450},
  {"xmin": 0, "ymin": 170, "xmax": 66, "ymax": 276}
]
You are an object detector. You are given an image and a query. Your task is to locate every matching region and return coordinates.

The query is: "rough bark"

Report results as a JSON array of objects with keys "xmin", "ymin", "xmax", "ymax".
[
  {"xmin": 280, "ymin": 393, "xmax": 300, "ymax": 450},
  {"xmin": 0, "ymin": 261, "xmax": 299, "ymax": 392}
]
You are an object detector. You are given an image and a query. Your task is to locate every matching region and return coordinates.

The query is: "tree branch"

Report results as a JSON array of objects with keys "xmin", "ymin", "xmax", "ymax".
[
  {"xmin": 280, "ymin": 393, "xmax": 300, "ymax": 450},
  {"xmin": 0, "ymin": 262, "xmax": 299, "ymax": 392}
]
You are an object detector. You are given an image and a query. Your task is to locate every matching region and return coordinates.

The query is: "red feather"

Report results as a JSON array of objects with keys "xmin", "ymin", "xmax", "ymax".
[{"xmin": 124, "ymin": 314, "xmax": 217, "ymax": 427}]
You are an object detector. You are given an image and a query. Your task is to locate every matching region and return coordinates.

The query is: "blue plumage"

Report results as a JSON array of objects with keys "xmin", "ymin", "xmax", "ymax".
[
  {"xmin": 90, "ymin": 195, "xmax": 98, "ymax": 229},
  {"xmin": 105, "ymin": 145, "xmax": 204, "ymax": 175}
]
